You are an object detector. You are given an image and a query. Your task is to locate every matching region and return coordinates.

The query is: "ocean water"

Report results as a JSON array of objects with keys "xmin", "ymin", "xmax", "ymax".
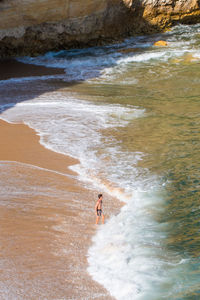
[{"xmin": 1, "ymin": 24, "xmax": 200, "ymax": 299}]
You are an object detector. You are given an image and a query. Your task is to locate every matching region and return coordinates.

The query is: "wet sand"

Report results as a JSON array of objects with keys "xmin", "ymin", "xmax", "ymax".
[
  {"xmin": 0, "ymin": 119, "xmax": 78, "ymax": 176},
  {"xmin": 0, "ymin": 119, "xmax": 116, "ymax": 299},
  {"xmin": 0, "ymin": 59, "xmax": 64, "ymax": 80}
]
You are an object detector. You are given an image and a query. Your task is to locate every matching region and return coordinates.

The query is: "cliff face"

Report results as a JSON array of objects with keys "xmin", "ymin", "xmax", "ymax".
[{"xmin": 0, "ymin": 0, "xmax": 200, "ymax": 57}]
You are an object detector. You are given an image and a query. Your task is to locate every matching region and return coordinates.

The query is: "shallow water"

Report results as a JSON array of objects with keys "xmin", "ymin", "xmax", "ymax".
[{"xmin": 1, "ymin": 24, "xmax": 200, "ymax": 299}]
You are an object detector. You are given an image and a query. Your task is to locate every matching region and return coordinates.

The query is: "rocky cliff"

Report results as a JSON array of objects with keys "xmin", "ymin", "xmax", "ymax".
[{"xmin": 0, "ymin": 0, "xmax": 200, "ymax": 57}]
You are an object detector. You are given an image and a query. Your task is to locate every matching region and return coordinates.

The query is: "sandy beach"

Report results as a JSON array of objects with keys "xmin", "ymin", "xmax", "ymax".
[
  {"xmin": 0, "ymin": 21, "xmax": 199, "ymax": 300},
  {"xmin": 0, "ymin": 61, "xmax": 118, "ymax": 299},
  {"xmin": 0, "ymin": 119, "xmax": 116, "ymax": 299}
]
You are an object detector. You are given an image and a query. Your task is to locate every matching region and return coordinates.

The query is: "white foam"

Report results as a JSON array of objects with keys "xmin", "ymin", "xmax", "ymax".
[
  {"xmin": 2, "ymin": 24, "xmax": 199, "ymax": 298},
  {"xmin": 0, "ymin": 93, "xmax": 145, "ymax": 195},
  {"xmin": 0, "ymin": 74, "xmax": 64, "ymax": 85},
  {"xmin": 88, "ymin": 191, "xmax": 161, "ymax": 299},
  {"xmin": 0, "ymin": 69, "xmax": 179, "ymax": 300},
  {"xmin": 87, "ymin": 187, "xmax": 191, "ymax": 300},
  {"xmin": 1, "ymin": 91, "xmax": 170, "ymax": 299},
  {"xmin": 15, "ymin": 24, "xmax": 200, "ymax": 84}
]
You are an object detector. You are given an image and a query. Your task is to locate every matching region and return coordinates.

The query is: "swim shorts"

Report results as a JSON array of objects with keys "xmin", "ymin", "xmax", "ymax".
[{"xmin": 97, "ymin": 209, "xmax": 102, "ymax": 216}]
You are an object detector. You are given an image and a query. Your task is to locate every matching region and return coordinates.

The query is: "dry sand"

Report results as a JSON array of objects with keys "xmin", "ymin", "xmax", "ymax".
[{"xmin": 0, "ymin": 120, "xmax": 116, "ymax": 299}]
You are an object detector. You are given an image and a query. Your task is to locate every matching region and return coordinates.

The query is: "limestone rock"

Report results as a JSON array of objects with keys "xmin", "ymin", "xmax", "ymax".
[
  {"xmin": 0, "ymin": 0, "xmax": 200, "ymax": 57},
  {"xmin": 154, "ymin": 40, "xmax": 168, "ymax": 46}
]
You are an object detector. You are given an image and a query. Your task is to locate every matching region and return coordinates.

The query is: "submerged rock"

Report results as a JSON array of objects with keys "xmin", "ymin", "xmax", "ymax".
[
  {"xmin": 0, "ymin": 0, "xmax": 200, "ymax": 57},
  {"xmin": 171, "ymin": 53, "xmax": 199, "ymax": 64}
]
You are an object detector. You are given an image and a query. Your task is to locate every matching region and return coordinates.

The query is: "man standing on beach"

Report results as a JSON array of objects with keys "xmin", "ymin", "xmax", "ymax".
[{"xmin": 95, "ymin": 194, "xmax": 104, "ymax": 224}]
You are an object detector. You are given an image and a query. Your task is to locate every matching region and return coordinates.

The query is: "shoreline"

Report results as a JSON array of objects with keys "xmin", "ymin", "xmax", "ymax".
[
  {"xmin": 0, "ymin": 119, "xmax": 117, "ymax": 299},
  {"xmin": 0, "ymin": 59, "xmax": 65, "ymax": 80},
  {"xmin": 0, "ymin": 119, "xmax": 79, "ymax": 176}
]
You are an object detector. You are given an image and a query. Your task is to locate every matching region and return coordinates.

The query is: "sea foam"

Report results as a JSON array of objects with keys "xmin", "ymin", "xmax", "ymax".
[
  {"xmin": 0, "ymin": 92, "xmax": 145, "ymax": 193},
  {"xmin": 1, "ymin": 24, "xmax": 199, "ymax": 298},
  {"xmin": 16, "ymin": 23, "xmax": 200, "ymax": 85}
]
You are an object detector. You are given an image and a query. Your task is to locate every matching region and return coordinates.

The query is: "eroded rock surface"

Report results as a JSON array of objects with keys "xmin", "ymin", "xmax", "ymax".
[{"xmin": 0, "ymin": 0, "xmax": 200, "ymax": 57}]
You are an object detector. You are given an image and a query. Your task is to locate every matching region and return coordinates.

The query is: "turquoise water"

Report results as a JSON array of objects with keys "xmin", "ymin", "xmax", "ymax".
[{"xmin": 1, "ymin": 23, "xmax": 200, "ymax": 299}]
